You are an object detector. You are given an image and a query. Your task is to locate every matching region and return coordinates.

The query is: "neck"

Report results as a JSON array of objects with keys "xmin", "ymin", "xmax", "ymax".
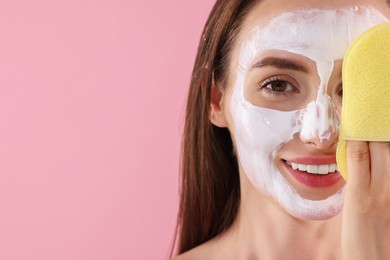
[{"xmin": 218, "ymin": 176, "xmax": 342, "ymax": 260}]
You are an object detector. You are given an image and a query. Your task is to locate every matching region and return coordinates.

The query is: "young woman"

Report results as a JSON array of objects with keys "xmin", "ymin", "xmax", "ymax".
[{"xmin": 171, "ymin": 0, "xmax": 390, "ymax": 259}]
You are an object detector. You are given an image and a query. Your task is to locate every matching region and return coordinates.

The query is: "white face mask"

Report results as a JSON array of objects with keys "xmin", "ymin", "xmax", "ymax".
[{"xmin": 231, "ymin": 6, "xmax": 388, "ymax": 220}]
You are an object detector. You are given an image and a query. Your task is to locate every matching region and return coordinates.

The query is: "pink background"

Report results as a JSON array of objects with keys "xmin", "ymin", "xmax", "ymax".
[{"xmin": 0, "ymin": 1, "xmax": 214, "ymax": 259}]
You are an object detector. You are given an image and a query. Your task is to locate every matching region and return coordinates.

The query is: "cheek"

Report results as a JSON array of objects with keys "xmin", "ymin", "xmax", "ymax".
[
  {"xmin": 231, "ymin": 93, "xmax": 301, "ymax": 170},
  {"xmin": 229, "ymin": 66, "xmax": 302, "ymax": 161}
]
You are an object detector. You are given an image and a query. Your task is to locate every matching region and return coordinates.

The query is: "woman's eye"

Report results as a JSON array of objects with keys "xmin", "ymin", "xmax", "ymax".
[
  {"xmin": 264, "ymin": 81, "xmax": 293, "ymax": 92},
  {"xmin": 259, "ymin": 77, "xmax": 298, "ymax": 96}
]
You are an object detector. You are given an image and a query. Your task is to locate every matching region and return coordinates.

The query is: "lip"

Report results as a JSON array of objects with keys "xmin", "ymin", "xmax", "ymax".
[
  {"xmin": 282, "ymin": 158, "xmax": 343, "ymax": 188},
  {"xmin": 286, "ymin": 156, "xmax": 337, "ymax": 165}
]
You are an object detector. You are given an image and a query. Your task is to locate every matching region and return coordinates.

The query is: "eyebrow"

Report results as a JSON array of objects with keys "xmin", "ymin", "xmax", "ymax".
[{"xmin": 251, "ymin": 57, "xmax": 308, "ymax": 73}]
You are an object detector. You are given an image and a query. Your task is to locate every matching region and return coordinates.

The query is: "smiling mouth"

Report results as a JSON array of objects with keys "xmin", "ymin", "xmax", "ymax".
[
  {"xmin": 282, "ymin": 159, "xmax": 342, "ymax": 188},
  {"xmin": 284, "ymin": 160, "xmax": 338, "ymax": 175}
]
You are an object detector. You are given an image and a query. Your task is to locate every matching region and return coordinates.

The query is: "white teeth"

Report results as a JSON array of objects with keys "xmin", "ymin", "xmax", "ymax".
[
  {"xmin": 307, "ymin": 165, "xmax": 319, "ymax": 174},
  {"xmin": 298, "ymin": 164, "xmax": 307, "ymax": 171},
  {"xmin": 292, "ymin": 163, "xmax": 299, "ymax": 170},
  {"xmin": 286, "ymin": 161, "xmax": 338, "ymax": 175},
  {"xmin": 329, "ymin": 163, "xmax": 336, "ymax": 173},
  {"xmin": 318, "ymin": 164, "xmax": 329, "ymax": 174}
]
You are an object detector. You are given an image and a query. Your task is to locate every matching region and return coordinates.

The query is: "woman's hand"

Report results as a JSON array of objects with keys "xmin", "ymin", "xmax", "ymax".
[{"xmin": 342, "ymin": 141, "xmax": 390, "ymax": 259}]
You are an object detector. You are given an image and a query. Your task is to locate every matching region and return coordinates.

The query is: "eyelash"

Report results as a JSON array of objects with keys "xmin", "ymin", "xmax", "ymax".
[{"xmin": 258, "ymin": 76, "xmax": 299, "ymax": 97}]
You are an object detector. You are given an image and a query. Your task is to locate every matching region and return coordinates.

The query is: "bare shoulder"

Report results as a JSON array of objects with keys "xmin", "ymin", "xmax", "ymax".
[
  {"xmin": 169, "ymin": 238, "xmax": 220, "ymax": 260},
  {"xmin": 170, "ymin": 244, "xmax": 211, "ymax": 260}
]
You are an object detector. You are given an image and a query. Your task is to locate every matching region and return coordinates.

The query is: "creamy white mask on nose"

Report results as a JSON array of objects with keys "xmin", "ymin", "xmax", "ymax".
[{"xmin": 231, "ymin": 6, "xmax": 388, "ymax": 220}]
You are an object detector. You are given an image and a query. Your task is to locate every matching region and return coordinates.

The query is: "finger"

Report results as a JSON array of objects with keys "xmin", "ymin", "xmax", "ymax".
[
  {"xmin": 369, "ymin": 142, "xmax": 390, "ymax": 191},
  {"xmin": 347, "ymin": 140, "xmax": 371, "ymax": 191}
]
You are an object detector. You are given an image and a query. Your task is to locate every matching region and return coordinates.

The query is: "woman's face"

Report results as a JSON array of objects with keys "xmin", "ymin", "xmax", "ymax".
[{"xmin": 221, "ymin": 0, "xmax": 390, "ymax": 220}]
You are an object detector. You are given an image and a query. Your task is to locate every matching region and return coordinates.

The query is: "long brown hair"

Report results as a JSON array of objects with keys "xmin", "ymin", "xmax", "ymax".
[{"xmin": 172, "ymin": 0, "xmax": 260, "ymax": 256}]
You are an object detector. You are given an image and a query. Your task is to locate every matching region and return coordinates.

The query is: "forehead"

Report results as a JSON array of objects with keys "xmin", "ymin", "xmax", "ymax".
[
  {"xmin": 242, "ymin": 0, "xmax": 389, "ymax": 29},
  {"xmin": 236, "ymin": 4, "xmax": 388, "ymax": 69}
]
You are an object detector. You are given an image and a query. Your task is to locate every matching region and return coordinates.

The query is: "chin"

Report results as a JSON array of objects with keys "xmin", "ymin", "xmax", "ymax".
[
  {"xmin": 279, "ymin": 187, "xmax": 345, "ymax": 221},
  {"xmin": 260, "ymin": 167, "xmax": 346, "ymax": 222},
  {"xmin": 287, "ymin": 204, "xmax": 343, "ymax": 221}
]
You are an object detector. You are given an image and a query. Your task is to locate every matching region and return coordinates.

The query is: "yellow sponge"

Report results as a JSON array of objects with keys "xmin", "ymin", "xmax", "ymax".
[{"xmin": 336, "ymin": 22, "xmax": 390, "ymax": 180}]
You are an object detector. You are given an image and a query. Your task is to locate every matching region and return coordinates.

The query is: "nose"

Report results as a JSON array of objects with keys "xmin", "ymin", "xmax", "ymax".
[
  {"xmin": 300, "ymin": 128, "xmax": 338, "ymax": 149},
  {"xmin": 299, "ymin": 94, "xmax": 340, "ymax": 149}
]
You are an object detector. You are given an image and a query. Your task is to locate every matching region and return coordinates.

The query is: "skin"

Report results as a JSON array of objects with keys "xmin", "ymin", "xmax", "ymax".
[
  {"xmin": 173, "ymin": 0, "xmax": 390, "ymax": 259},
  {"xmin": 240, "ymin": 51, "xmax": 344, "ymax": 202}
]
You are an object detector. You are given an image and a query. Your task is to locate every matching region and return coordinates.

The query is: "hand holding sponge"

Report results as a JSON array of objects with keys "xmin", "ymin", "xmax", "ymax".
[{"xmin": 336, "ymin": 22, "xmax": 390, "ymax": 180}]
